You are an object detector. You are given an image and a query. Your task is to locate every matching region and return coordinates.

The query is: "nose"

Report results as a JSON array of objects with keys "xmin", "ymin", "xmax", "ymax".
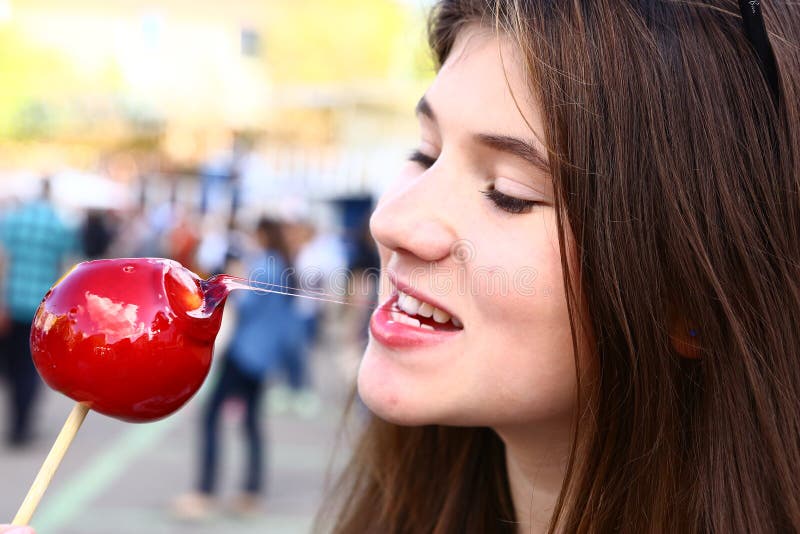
[{"xmin": 370, "ymin": 174, "xmax": 457, "ymax": 263}]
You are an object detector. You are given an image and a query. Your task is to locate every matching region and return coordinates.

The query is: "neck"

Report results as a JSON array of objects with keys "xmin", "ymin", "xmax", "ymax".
[{"xmin": 494, "ymin": 418, "xmax": 572, "ymax": 534}]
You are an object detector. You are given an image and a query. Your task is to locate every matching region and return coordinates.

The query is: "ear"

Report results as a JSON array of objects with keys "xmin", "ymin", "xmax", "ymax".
[{"xmin": 668, "ymin": 311, "xmax": 702, "ymax": 360}]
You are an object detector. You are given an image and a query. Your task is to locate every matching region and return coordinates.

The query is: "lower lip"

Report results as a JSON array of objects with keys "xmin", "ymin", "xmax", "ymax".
[{"xmin": 369, "ymin": 293, "xmax": 463, "ymax": 349}]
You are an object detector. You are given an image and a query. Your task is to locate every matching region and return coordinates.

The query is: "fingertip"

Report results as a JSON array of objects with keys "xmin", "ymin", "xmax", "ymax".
[{"xmin": 0, "ymin": 526, "xmax": 36, "ymax": 534}]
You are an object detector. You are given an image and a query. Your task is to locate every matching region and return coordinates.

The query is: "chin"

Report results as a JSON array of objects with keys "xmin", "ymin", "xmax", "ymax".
[
  {"xmin": 357, "ymin": 368, "xmax": 419, "ymax": 426},
  {"xmin": 356, "ymin": 351, "xmax": 438, "ymax": 426},
  {"xmin": 357, "ymin": 356, "xmax": 482, "ymax": 428}
]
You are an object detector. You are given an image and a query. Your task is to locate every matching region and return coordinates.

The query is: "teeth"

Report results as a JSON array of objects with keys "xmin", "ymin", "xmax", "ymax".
[
  {"xmin": 420, "ymin": 324, "xmax": 434, "ymax": 330},
  {"xmin": 399, "ymin": 294, "xmax": 421, "ymax": 315},
  {"xmin": 396, "ymin": 289, "xmax": 462, "ymax": 329},
  {"xmin": 417, "ymin": 302, "xmax": 434, "ymax": 318},
  {"xmin": 432, "ymin": 308, "xmax": 450, "ymax": 323},
  {"xmin": 391, "ymin": 311, "xmax": 420, "ymax": 328}
]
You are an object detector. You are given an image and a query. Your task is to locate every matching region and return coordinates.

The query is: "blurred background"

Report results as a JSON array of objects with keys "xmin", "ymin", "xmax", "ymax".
[{"xmin": 0, "ymin": 0, "xmax": 434, "ymax": 532}]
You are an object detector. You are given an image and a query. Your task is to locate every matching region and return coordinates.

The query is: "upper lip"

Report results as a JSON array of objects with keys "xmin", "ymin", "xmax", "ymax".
[{"xmin": 387, "ymin": 271, "xmax": 461, "ymax": 324}]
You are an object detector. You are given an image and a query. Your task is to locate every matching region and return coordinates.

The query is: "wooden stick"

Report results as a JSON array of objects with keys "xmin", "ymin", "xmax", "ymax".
[{"xmin": 12, "ymin": 402, "xmax": 90, "ymax": 526}]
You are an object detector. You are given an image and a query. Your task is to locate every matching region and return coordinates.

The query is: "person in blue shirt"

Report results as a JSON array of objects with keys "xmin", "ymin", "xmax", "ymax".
[
  {"xmin": 0, "ymin": 179, "xmax": 76, "ymax": 447},
  {"xmin": 175, "ymin": 216, "xmax": 304, "ymax": 518}
]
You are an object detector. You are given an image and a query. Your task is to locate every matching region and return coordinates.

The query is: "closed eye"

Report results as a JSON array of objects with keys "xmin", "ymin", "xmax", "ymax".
[
  {"xmin": 408, "ymin": 149, "xmax": 437, "ymax": 169},
  {"xmin": 407, "ymin": 149, "xmax": 540, "ymax": 215},
  {"xmin": 480, "ymin": 187, "xmax": 540, "ymax": 215}
]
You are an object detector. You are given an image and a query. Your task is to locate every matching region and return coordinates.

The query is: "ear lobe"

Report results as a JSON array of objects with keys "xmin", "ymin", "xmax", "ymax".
[{"xmin": 668, "ymin": 312, "xmax": 702, "ymax": 359}]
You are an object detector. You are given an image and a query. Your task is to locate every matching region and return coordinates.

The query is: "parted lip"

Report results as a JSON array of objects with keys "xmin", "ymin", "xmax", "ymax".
[{"xmin": 386, "ymin": 270, "xmax": 462, "ymax": 327}]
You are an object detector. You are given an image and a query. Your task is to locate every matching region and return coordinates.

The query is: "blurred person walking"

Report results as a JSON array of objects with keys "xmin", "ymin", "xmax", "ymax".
[
  {"xmin": 276, "ymin": 216, "xmax": 347, "ymax": 417},
  {"xmin": 0, "ymin": 179, "xmax": 76, "ymax": 447},
  {"xmin": 173, "ymin": 216, "xmax": 304, "ymax": 520}
]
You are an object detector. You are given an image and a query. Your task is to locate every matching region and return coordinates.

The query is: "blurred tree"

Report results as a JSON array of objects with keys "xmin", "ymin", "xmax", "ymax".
[
  {"xmin": 0, "ymin": 27, "xmax": 122, "ymax": 139},
  {"xmin": 263, "ymin": 0, "xmax": 433, "ymax": 84},
  {"xmin": 0, "ymin": 28, "xmax": 63, "ymax": 137}
]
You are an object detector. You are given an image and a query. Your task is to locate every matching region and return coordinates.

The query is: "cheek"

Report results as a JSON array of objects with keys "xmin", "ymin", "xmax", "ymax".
[
  {"xmin": 470, "ymin": 227, "xmax": 565, "ymax": 330},
  {"xmin": 470, "ymin": 302, "xmax": 576, "ymax": 423},
  {"xmin": 467, "ymin": 234, "xmax": 578, "ymax": 421},
  {"xmin": 475, "ymin": 317, "xmax": 577, "ymax": 423}
]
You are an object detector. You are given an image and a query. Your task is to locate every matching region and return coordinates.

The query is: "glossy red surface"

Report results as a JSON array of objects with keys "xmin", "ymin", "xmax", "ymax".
[{"xmin": 30, "ymin": 258, "xmax": 226, "ymax": 422}]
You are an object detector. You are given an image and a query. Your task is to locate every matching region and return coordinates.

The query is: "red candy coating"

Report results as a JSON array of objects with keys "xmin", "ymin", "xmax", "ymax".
[{"xmin": 30, "ymin": 258, "xmax": 225, "ymax": 422}]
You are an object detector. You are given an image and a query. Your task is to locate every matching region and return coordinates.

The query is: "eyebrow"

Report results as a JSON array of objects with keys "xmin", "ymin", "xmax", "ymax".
[{"xmin": 415, "ymin": 96, "xmax": 550, "ymax": 173}]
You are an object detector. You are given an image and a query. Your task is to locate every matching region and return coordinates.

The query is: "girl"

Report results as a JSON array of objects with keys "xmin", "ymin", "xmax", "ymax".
[
  {"xmin": 4, "ymin": 1, "xmax": 798, "ymax": 533},
  {"xmin": 318, "ymin": 1, "xmax": 800, "ymax": 533}
]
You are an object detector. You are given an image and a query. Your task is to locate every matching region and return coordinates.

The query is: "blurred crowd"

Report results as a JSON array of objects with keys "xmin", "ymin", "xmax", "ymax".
[{"xmin": 0, "ymin": 142, "xmax": 380, "ymax": 518}]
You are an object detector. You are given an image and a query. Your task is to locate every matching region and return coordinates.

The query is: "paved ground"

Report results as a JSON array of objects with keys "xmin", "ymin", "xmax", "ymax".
[{"xmin": 0, "ymin": 309, "xmax": 367, "ymax": 534}]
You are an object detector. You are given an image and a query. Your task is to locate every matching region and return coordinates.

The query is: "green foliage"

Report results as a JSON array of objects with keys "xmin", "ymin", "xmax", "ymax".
[
  {"xmin": 263, "ymin": 0, "xmax": 433, "ymax": 83},
  {"xmin": 0, "ymin": 28, "xmax": 58, "ymax": 137},
  {"xmin": 0, "ymin": 27, "xmax": 122, "ymax": 139}
]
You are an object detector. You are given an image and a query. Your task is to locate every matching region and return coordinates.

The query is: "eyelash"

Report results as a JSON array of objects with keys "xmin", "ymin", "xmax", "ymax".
[
  {"xmin": 408, "ymin": 150, "xmax": 437, "ymax": 168},
  {"xmin": 408, "ymin": 149, "xmax": 540, "ymax": 215}
]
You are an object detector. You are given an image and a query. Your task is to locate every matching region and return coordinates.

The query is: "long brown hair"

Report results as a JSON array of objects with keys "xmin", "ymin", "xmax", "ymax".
[{"xmin": 316, "ymin": 1, "xmax": 800, "ymax": 532}]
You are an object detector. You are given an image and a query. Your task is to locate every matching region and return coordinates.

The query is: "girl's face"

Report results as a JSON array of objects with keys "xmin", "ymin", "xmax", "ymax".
[{"xmin": 359, "ymin": 26, "xmax": 579, "ymax": 430}]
